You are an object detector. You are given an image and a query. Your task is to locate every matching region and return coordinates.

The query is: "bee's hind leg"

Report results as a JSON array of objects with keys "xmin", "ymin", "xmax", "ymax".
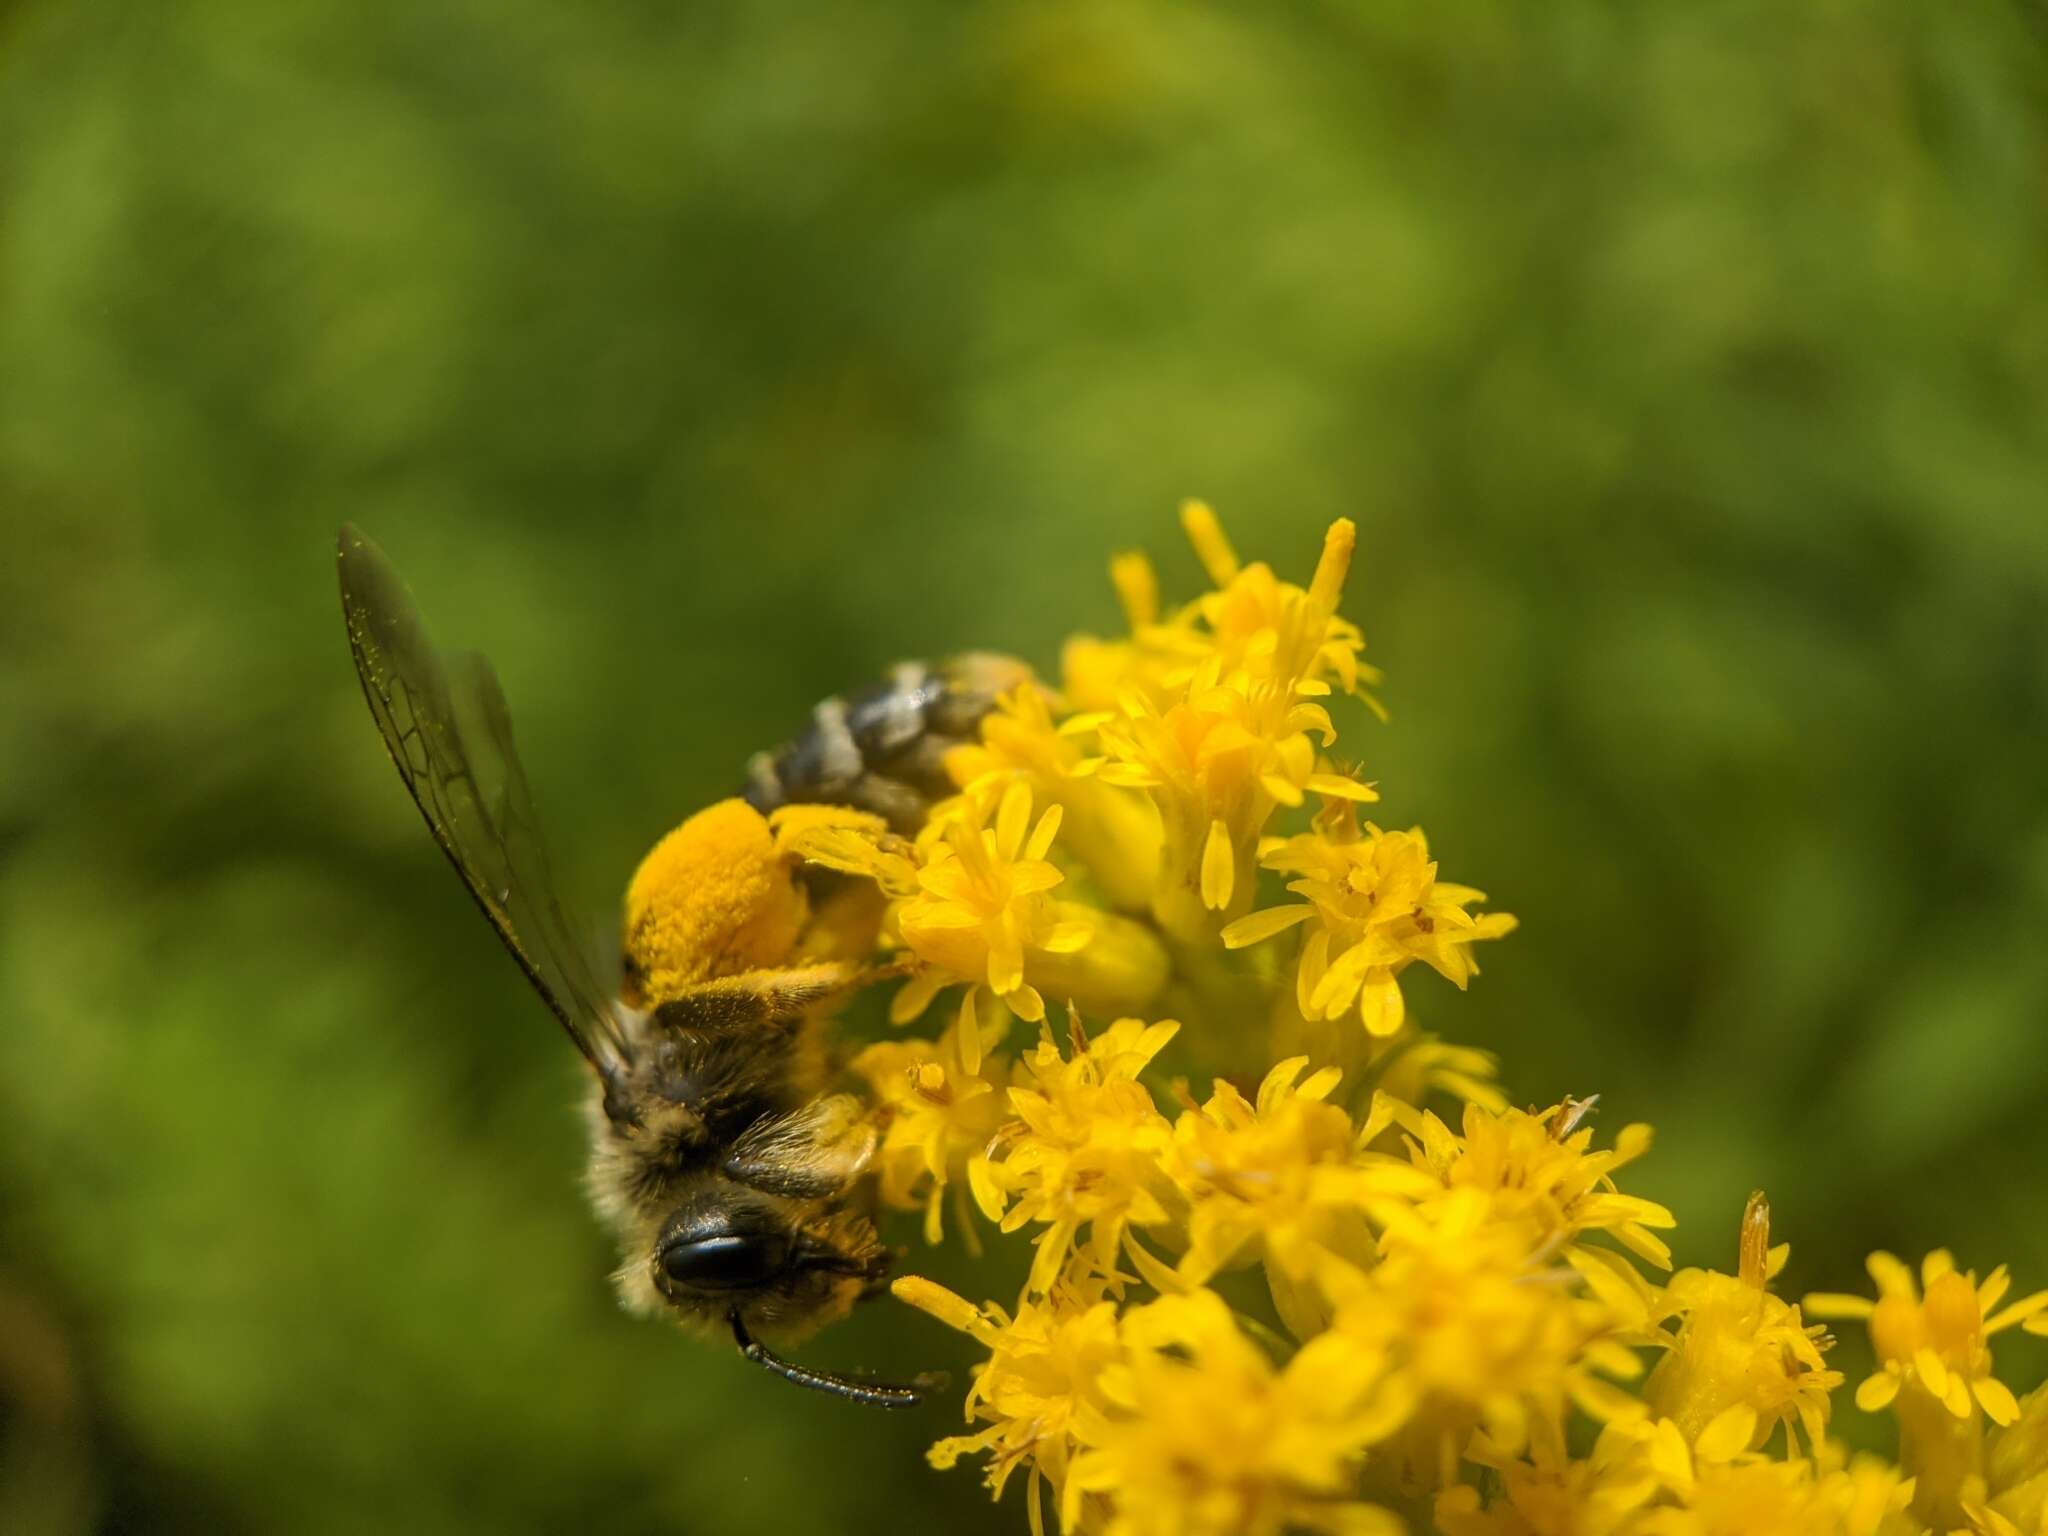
[{"xmin": 654, "ymin": 959, "xmax": 913, "ymax": 1035}]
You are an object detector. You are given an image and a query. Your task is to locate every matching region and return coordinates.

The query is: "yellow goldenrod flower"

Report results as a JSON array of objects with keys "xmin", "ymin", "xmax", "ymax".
[
  {"xmin": 1440, "ymin": 1418, "xmax": 1913, "ymax": 1536},
  {"xmin": 1966, "ymin": 1494, "xmax": 2048, "ymax": 1536},
  {"xmin": 1643, "ymin": 1192, "xmax": 1841, "ymax": 1457},
  {"xmin": 1808, "ymin": 1250, "xmax": 2048, "ymax": 1425},
  {"xmin": 1972, "ymin": 1508, "xmax": 2038, "ymax": 1534},
  {"xmin": 1081, "ymin": 510, "xmax": 1382, "ymax": 942},
  {"xmin": 1323, "ymin": 1188, "xmax": 1646, "ymax": 1496},
  {"xmin": 1382, "ymin": 1096, "xmax": 1677, "ymax": 1271},
  {"xmin": 944, "ymin": 683, "xmax": 1163, "ymax": 913},
  {"xmin": 892, "ymin": 1273, "xmax": 1124, "ymax": 1533},
  {"xmin": 1058, "ymin": 545, "xmax": 1169, "ymax": 715},
  {"xmin": 1093, "ymin": 657, "xmax": 1374, "ymax": 940},
  {"xmin": 850, "ymin": 1014, "xmax": 1012, "ymax": 1244},
  {"xmin": 1807, "ymin": 1251, "xmax": 2048, "ymax": 1526},
  {"xmin": 769, "ymin": 801, "xmax": 921, "ymax": 890},
  {"xmin": 1065, "ymin": 1289, "xmax": 1403, "ymax": 1536},
  {"xmin": 1367, "ymin": 1027, "xmax": 1507, "ymax": 1115},
  {"xmin": 1984, "ymin": 1384, "xmax": 2048, "ymax": 1534},
  {"xmin": 1064, "ymin": 503, "xmax": 1380, "ymax": 714},
  {"xmin": 1162, "ymin": 1058, "xmax": 1435, "ymax": 1339},
  {"xmin": 780, "ymin": 781, "xmax": 1168, "ymax": 1036},
  {"xmin": 973, "ymin": 1014, "xmax": 1181, "ymax": 1293},
  {"xmin": 1178, "ymin": 501, "xmax": 1379, "ymax": 706},
  {"xmin": 898, "ymin": 781, "xmax": 1084, "ymax": 1023},
  {"xmin": 1633, "ymin": 1423, "xmax": 1916, "ymax": 1536},
  {"xmin": 1435, "ymin": 1414, "xmax": 1666, "ymax": 1535},
  {"xmin": 1223, "ymin": 806, "xmax": 1516, "ymax": 1038},
  {"xmin": 1832, "ymin": 1451, "xmax": 1923, "ymax": 1536},
  {"xmin": 1271, "ymin": 1000, "xmax": 1507, "ymax": 1115},
  {"xmin": 817, "ymin": 506, "xmax": 2048, "ymax": 1536}
]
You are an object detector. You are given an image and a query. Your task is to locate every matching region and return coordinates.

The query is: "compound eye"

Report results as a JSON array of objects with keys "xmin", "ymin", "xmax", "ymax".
[{"xmin": 658, "ymin": 1232, "xmax": 789, "ymax": 1291}]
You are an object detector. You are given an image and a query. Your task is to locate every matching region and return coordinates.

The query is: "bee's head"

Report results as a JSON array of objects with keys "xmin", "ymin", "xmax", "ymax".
[
  {"xmin": 648, "ymin": 1190, "xmax": 891, "ymax": 1342},
  {"xmin": 638, "ymin": 1188, "xmax": 933, "ymax": 1409}
]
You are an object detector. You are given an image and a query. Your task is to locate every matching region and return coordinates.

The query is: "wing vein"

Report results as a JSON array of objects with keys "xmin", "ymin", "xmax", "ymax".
[{"xmin": 337, "ymin": 525, "xmax": 631, "ymax": 1077}]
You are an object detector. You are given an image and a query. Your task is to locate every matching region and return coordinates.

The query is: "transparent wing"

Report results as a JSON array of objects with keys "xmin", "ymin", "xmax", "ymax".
[{"xmin": 337, "ymin": 524, "xmax": 631, "ymax": 1078}]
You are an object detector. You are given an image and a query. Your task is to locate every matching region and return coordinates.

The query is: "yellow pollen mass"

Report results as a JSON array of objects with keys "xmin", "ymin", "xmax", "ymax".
[{"xmin": 622, "ymin": 798, "xmax": 803, "ymax": 1004}]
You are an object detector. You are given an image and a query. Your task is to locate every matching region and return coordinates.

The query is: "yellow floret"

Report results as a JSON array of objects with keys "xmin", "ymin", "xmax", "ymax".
[{"xmin": 623, "ymin": 798, "xmax": 802, "ymax": 1005}]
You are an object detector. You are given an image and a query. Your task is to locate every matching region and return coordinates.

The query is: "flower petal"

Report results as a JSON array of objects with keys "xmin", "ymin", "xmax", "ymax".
[
  {"xmin": 1220, "ymin": 904, "xmax": 1316, "ymax": 949},
  {"xmin": 1200, "ymin": 819, "xmax": 1234, "ymax": 910},
  {"xmin": 1025, "ymin": 804, "xmax": 1065, "ymax": 862},
  {"xmin": 1974, "ymin": 1374, "xmax": 2022, "ymax": 1426},
  {"xmin": 1854, "ymin": 1371, "xmax": 1900, "ymax": 1412}
]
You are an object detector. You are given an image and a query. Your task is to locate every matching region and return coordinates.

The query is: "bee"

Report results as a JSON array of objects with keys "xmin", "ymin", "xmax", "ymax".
[{"xmin": 337, "ymin": 526, "xmax": 1020, "ymax": 1407}]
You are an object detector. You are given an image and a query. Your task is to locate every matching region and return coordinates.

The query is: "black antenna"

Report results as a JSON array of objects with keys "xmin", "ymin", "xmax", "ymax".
[{"xmin": 729, "ymin": 1311, "xmax": 941, "ymax": 1410}]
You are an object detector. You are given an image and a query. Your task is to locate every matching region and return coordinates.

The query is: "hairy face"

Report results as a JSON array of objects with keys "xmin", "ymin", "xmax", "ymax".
[{"xmin": 632, "ymin": 1186, "xmax": 889, "ymax": 1344}]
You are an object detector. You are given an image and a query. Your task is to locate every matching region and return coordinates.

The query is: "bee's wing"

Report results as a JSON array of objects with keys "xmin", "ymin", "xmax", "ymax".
[{"xmin": 338, "ymin": 525, "xmax": 632, "ymax": 1081}]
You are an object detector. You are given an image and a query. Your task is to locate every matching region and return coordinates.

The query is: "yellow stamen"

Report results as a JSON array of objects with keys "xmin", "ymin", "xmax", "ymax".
[
  {"xmin": 1739, "ymin": 1190, "xmax": 1770, "ymax": 1289},
  {"xmin": 1307, "ymin": 517, "xmax": 1356, "ymax": 618},
  {"xmin": 1110, "ymin": 551, "xmax": 1160, "ymax": 629},
  {"xmin": 1179, "ymin": 498, "xmax": 1239, "ymax": 587}
]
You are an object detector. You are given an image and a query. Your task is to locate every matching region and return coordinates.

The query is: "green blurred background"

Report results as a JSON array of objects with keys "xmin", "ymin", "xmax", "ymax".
[{"xmin": 5, "ymin": 1, "xmax": 2048, "ymax": 1531}]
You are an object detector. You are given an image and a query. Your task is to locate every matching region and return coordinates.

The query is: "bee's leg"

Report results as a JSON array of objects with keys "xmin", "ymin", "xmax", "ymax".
[
  {"xmin": 729, "ymin": 1310, "xmax": 943, "ymax": 1410},
  {"xmin": 654, "ymin": 960, "xmax": 910, "ymax": 1035}
]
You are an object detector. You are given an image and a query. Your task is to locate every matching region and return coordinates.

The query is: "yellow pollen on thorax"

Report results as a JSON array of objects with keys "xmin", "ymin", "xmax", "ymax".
[{"xmin": 623, "ymin": 798, "xmax": 803, "ymax": 1005}]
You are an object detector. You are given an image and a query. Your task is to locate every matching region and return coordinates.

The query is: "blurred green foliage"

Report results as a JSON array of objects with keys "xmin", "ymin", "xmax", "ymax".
[{"xmin": 4, "ymin": 1, "xmax": 2048, "ymax": 1532}]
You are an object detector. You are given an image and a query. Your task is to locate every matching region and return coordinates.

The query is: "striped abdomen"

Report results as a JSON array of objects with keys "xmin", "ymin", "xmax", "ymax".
[{"xmin": 742, "ymin": 653, "xmax": 1030, "ymax": 833}]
